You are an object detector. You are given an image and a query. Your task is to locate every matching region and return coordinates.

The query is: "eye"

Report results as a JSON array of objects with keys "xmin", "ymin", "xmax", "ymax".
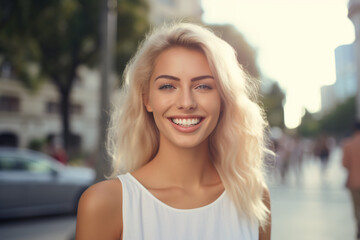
[
  {"xmin": 196, "ymin": 84, "xmax": 213, "ymax": 90},
  {"xmin": 159, "ymin": 84, "xmax": 175, "ymax": 90}
]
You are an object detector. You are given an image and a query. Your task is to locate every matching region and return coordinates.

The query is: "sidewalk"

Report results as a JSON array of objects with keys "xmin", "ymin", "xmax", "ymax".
[{"xmin": 269, "ymin": 147, "xmax": 355, "ymax": 240}]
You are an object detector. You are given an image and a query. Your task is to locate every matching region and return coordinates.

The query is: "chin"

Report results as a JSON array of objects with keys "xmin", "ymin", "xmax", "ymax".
[{"xmin": 171, "ymin": 138, "xmax": 207, "ymax": 149}]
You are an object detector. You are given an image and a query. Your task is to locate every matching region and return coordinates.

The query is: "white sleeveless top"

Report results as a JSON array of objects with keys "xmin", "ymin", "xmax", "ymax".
[{"xmin": 118, "ymin": 173, "xmax": 259, "ymax": 240}]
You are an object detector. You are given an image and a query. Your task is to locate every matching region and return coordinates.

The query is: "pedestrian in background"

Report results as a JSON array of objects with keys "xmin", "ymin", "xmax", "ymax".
[
  {"xmin": 342, "ymin": 121, "xmax": 360, "ymax": 240},
  {"xmin": 76, "ymin": 23, "xmax": 271, "ymax": 240},
  {"xmin": 315, "ymin": 135, "xmax": 330, "ymax": 173}
]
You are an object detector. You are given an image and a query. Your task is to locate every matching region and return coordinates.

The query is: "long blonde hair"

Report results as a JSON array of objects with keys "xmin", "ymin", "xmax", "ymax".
[{"xmin": 107, "ymin": 22, "xmax": 270, "ymax": 227}]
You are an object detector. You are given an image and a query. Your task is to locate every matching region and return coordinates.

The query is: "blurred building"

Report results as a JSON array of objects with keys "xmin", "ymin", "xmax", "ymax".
[
  {"xmin": 321, "ymin": 43, "xmax": 356, "ymax": 114},
  {"xmin": 0, "ymin": 66, "xmax": 100, "ymax": 153},
  {"xmin": 321, "ymin": 85, "xmax": 337, "ymax": 114},
  {"xmin": 334, "ymin": 44, "xmax": 357, "ymax": 101},
  {"xmin": 147, "ymin": 0, "xmax": 203, "ymax": 24}
]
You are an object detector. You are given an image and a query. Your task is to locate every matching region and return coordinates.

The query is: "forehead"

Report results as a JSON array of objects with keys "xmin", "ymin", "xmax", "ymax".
[{"xmin": 151, "ymin": 47, "xmax": 212, "ymax": 78}]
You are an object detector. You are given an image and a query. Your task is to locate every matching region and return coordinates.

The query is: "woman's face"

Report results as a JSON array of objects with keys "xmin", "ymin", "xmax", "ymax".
[{"xmin": 144, "ymin": 47, "xmax": 222, "ymax": 149}]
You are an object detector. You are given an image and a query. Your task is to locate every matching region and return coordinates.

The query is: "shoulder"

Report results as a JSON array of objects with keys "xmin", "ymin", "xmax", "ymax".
[
  {"xmin": 261, "ymin": 185, "xmax": 271, "ymax": 217},
  {"xmin": 259, "ymin": 185, "xmax": 271, "ymax": 240},
  {"xmin": 80, "ymin": 179, "xmax": 123, "ymax": 212},
  {"xmin": 75, "ymin": 178, "xmax": 123, "ymax": 240}
]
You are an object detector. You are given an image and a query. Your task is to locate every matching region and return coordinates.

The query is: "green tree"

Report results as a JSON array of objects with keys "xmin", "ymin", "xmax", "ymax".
[
  {"xmin": 297, "ymin": 109, "xmax": 320, "ymax": 137},
  {"xmin": 261, "ymin": 82, "xmax": 285, "ymax": 128},
  {"xmin": 319, "ymin": 96, "xmax": 356, "ymax": 136},
  {"xmin": 0, "ymin": 0, "xmax": 148, "ymax": 155},
  {"xmin": 297, "ymin": 96, "xmax": 356, "ymax": 137}
]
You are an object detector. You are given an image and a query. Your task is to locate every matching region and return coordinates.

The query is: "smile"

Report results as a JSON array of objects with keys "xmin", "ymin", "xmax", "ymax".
[{"xmin": 170, "ymin": 118, "xmax": 202, "ymax": 127}]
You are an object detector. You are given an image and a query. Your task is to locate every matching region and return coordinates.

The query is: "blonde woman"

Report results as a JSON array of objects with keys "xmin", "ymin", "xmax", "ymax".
[{"xmin": 76, "ymin": 23, "xmax": 271, "ymax": 240}]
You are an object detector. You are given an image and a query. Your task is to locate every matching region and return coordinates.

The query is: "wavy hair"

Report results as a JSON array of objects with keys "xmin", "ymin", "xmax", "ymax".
[{"xmin": 107, "ymin": 22, "xmax": 270, "ymax": 228}]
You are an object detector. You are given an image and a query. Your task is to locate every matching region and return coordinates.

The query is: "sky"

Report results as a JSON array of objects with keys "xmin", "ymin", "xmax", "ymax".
[{"xmin": 201, "ymin": 0, "xmax": 355, "ymax": 128}]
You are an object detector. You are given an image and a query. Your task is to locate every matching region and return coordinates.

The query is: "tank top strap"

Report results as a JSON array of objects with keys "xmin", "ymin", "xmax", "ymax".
[{"xmin": 117, "ymin": 173, "xmax": 140, "ymax": 219}]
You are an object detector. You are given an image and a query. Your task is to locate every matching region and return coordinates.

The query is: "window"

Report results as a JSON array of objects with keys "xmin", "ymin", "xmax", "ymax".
[
  {"xmin": 0, "ymin": 96, "xmax": 20, "ymax": 112},
  {"xmin": 46, "ymin": 101, "xmax": 59, "ymax": 114},
  {"xmin": 0, "ymin": 132, "xmax": 18, "ymax": 147},
  {"xmin": 70, "ymin": 103, "xmax": 83, "ymax": 115},
  {"xmin": 0, "ymin": 156, "xmax": 26, "ymax": 171},
  {"xmin": 26, "ymin": 158, "xmax": 53, "ymax": 173},
  {"xmin": 45, "ymin": 101, "xmax": 83, "ymax": 115},
  {"xmin": 0, "ymin": 155, "xmax": 54, "ymax": 173},
  {"xmin": 1, "ymin": 61, "xmax": 12, "ymax": 78}
]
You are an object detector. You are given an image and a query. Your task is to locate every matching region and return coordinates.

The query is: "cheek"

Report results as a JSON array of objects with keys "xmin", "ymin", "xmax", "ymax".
[
  {"xmin": 148, "ymin": 93, "xmax": 173, "ymax": 117},
  {"xmin": 149, "ymin": 97, "xmax": 166, "ymax": 113},
  {"xmin": 208, "ymin": 94, "xmax": 222, "ymax": 115}
]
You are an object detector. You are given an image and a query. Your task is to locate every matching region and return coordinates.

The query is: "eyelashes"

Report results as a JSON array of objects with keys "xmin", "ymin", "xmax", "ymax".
[
  {"xmin": 158, "ymin": 84, "xmax": 213, "ymax": 90},
  {"xmin": 196, "ymin": 84, "xmax": 213, "ymax": 90},
  {"xmin": 158, "ymin": 84, "xmax": 174, "ymax": 90}
]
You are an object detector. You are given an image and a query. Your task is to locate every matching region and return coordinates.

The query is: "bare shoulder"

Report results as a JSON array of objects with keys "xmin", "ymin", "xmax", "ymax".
[
  {"xmin": 80, "ymin": 179, "xmax": 122, "ymax": 207},
  {"xmin": 75, "ymin": 179, "xmax": 123, "ymax": 240},
  {"xmin": 259, "ymin": 185, "xmax": 271, "ymax": 240}
]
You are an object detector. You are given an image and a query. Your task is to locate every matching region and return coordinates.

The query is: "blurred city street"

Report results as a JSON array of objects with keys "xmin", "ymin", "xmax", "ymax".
[
  {"xmin": 270, "ymin": 147, "xmax": 355, "ymax": 240},
  {"xmin": 0, "ymin": 147, "xmax": 355, "ymax": 240},
  {"xmin": 0, "ymin": 1, "xmax": 358, "ymax": 240}
]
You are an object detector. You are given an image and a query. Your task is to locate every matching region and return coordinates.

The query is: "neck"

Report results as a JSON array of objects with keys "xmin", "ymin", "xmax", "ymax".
[{"xmin": 149, "ymin": 137, "xmax": 218, "ymax": 189}]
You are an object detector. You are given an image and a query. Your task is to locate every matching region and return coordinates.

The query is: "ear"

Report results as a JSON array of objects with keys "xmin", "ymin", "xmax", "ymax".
[{"xmin": 143, "ymin": 94, "xmax": 153, "ymax": 112}]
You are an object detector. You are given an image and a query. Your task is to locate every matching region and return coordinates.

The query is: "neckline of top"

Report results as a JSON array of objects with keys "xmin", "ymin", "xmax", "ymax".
[{"xmin": 126, "ymin": 172, "xmax": 226, "ymax": 213}]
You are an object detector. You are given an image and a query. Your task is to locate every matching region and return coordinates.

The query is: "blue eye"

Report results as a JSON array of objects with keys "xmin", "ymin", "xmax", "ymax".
[
  {"xmin": 159, "ymin": 84, "xmax": 174, "ymax": 90},
  {"xmin": 196, "ymin": 84, "xmax": 212, "ymax": 90}
]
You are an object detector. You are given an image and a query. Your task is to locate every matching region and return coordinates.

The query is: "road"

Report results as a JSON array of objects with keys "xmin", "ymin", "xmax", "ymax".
[
  {"xmin": 0, "ymin": 214, "xmax": 76, "ymax": 240},
  {"xmin": 270, "ymin": 147, "xmax": 355, "ymax": 240},
  {"xmin": 0, "ymin": 147, "xmax": 355, "ymax": 240}
]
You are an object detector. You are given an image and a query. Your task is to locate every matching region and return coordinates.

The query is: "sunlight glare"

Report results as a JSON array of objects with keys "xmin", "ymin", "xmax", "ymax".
[{"xmin": 202, "ymin": 0, "xmax": 355, "ymax": 128}]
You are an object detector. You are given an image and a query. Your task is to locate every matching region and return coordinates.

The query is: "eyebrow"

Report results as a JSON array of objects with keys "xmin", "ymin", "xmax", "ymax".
[
  {"xmin": 154, "ymin": 75, "xmax": 214, "ymax": 82},
  {"xmin": 154, "ymin": 75, "xmax": 180, "ymax": 81},
  {"xmin": 191, "ymin": 75, "xmax": 214, "ymax": 82}
]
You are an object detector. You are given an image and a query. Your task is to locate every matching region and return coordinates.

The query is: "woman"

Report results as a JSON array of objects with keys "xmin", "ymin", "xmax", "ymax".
[{"xmin": 76, "ymin": 23, "xmax": 271, "ymax": 240}]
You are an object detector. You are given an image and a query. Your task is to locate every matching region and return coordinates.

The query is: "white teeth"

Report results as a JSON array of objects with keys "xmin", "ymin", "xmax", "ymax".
[{"xmin": 172, "ymin": 118, "xmax": 201, "ymax": 127}]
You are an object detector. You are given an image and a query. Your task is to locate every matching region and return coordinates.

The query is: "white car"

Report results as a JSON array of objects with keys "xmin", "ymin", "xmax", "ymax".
[{"xmin": 0, "ymin": 147, "xmax": 95, "ymax": 219}]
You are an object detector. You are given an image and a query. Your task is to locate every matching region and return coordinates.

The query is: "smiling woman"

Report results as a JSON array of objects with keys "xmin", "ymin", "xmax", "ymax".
[{"xmin": 75, "ymin": 23, "xmax": 272, "ymax": 240}]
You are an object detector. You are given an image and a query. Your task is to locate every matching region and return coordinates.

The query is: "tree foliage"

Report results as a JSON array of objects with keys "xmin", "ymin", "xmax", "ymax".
[
  {"xmin": 0, "ymin": 0, "xmax": 148, "ymax": 154},
  {"xmin": 1, "ymin": 0, "xmax": 100, "ymax": 88},
  {"xmin": 319, "ymin": 96, "xmax": 356, "ymax": 136},
  {"xmin": 116, "ymin": 0, "xmax": 149, "ymax": 75},
  {"xmin": 297, "ymin": 96, "xmax": 356, "ymax": 137},
  {"xmin": 261, "ymin": 82, "xmax": 285, "ymax": 128},
  {"xmin": 297, "ymin": 109, "xmax": 320, "ymax": 137}
]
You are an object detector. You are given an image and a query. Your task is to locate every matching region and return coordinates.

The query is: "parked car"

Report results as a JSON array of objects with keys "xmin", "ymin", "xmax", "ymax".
[{"xmin": 0, "ymin": 147, "xmax": 95, "ymax": 219}]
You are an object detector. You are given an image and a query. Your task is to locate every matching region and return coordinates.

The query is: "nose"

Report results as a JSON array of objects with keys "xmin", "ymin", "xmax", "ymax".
[{"xmin": 176, "ymin": 88, "xmax": 197, "ymax": 110}]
